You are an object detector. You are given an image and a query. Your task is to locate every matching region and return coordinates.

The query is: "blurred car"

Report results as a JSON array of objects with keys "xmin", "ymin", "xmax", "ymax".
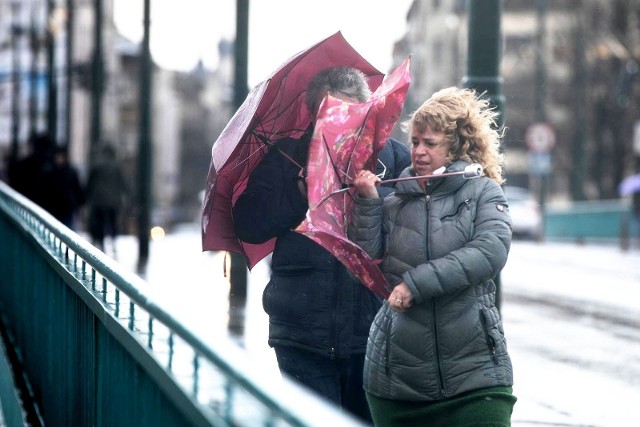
[{"xmin": 504, "ymin": 186, "xmax": 542, "ymax": 240}]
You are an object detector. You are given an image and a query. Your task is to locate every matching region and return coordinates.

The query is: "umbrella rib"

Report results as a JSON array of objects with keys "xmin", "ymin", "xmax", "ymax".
[
  {"xmin": 314, "ymin": 170, "xmax": 476, "ymax": 207},
  {"xmin": 344, "ymin": 107, "xmax": 374, "ymax": 180},
  {"xmin": 321, "ymin": 134, "xmax": 352, "ymax": 183}
]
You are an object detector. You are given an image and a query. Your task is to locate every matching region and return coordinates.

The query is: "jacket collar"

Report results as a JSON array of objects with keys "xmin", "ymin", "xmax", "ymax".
[{"xmin": 395, "ymin": 160, "xmax": 471, "ymax": 197}]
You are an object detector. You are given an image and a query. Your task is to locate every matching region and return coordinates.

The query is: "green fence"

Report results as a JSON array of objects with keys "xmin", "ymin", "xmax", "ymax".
[
  {"xmin": 543, "ymin": 199, "xmax": 632, "ymax": 246},
  {"xmin": 0, "ymin": 182, "xmax": 365, "ymax": 427}
]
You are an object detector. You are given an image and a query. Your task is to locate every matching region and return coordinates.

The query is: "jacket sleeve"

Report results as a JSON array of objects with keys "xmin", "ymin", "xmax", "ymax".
[
  {"xmin": 392, "ymin": 138, "xmax": 411, "ymax": 175},
  {"xmin": 402, "ymin": 179, "xmax": 512, "ymax": 303},
  {"xmin": 348, "ymin": 195, "xmax": 385, "ymax": 259},
  {"xmin": 233, "ymin": 148, "xmax": 308, "ymax": 244},
  {"xmin": 376, "ymin": 138, "xmax": 411, "ymax": 197}
]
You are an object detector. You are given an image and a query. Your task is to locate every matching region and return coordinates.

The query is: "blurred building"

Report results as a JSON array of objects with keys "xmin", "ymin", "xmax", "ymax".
[
  {"xmin": 394, "ymin": 0, "xmax": 640, "ymax": 204},
  {"xmin": 0, "ymin": 0, "xmax": 234, "ymax": 232}
]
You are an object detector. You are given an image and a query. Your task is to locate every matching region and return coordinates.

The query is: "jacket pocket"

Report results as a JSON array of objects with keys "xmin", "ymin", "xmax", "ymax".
[
  {"xmin": 440, "ymin": 198, "xmax": 473, "ymax": 222},
  {"xmin": 480, "ymin": 308, "xmax": 499, "ymax": 364},
  {"xmin": 262, "ymin": 275, "xmax": 312, "ymax": 329}
]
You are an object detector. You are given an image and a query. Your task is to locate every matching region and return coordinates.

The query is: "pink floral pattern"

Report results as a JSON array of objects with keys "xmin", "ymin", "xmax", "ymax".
[{"xmin": 295, "ymin": 57, "xmax": 411, "ymax": 298}]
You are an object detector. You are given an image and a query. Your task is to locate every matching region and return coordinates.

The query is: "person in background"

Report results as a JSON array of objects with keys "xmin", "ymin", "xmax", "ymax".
[
  {"xmin": 8, "ymin": 133, "xmax": 54, "ymax": 206},
  {"xmin": 40, "ymin": 146, "xmax": 85, "ymax": 229},
  {"xmin": 86, "ymin": 143, "xmax": 129, "ymax": 253},
  {"xmin": 233, "ymin": 67, "xmax": 410, "ymax": 424},
  {"xmin": 349, "ymin": 87, "xmax": 516, "ymax": 426}
]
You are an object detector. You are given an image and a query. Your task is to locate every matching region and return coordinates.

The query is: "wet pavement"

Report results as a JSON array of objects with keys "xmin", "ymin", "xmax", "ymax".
[{"xmin": 108, "ymin": 224, "xmax": 640, "ymax": 427}]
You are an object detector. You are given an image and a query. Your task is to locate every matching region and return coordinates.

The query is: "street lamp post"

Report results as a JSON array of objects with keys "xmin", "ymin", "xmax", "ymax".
[
  {"xmin": 463, "ymin": 0, "xmax": 505, "ymax": 309},
  {"xmin": 90, "ymin": 0, "xmax": 104, "ymax": 162},
  {"xmin": 46, "ymin": 0, "xmax": 58, "ymax": 144},
  {"xmin": 229, "ymin": 0, "xmax": 249, "ymax": 306},
  {"xmin": 462, "ymin": 0, "xmax": 504, "ymax": 125},
  {"xmin": 65, "ymin": 0, "xmax": 74, "ymax": 149},
  {"xmin": 10, "ymin": 2, "xmax": 23, "ymax": 164},
  {"xmin": 28, "ymin": 9, "xmax": 41, "ymax": 139},
  {"xmin": 137, "ymin": 0, "xmax": 152, "ymax": 270}
]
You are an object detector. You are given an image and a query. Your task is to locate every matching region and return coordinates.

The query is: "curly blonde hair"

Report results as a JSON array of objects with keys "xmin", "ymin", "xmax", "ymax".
[{"xmin": 405, "ymin": 87, "xmax": 505, "ymax": 184}]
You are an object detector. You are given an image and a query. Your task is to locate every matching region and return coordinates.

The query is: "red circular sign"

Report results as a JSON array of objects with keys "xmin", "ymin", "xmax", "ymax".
[{"xmin": 526, "ymin": 123, "xmax": 556, "ymax": 153}]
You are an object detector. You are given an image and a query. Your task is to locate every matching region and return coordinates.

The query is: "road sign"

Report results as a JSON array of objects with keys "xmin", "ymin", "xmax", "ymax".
[
  {"xmin": 529, "ymin": 152, "xmax": 552, "ymax": 176},
  {"xmin": 526, "ymin": 122, "xmax": 556, "ymax": 153}
]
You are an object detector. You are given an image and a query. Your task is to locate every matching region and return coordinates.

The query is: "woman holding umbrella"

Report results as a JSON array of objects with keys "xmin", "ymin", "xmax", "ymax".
[
  {"xmin": 233, "ymin": 67, "xmax": 409, "ymax": 423},
  {"xmin": 349, "ymin": 87, "xmax": 516, "ymax": 426}
]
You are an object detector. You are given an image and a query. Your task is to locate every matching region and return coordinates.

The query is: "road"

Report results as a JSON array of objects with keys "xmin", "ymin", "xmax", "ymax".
[
  {"xmin": 114, "ymin": 227, "xmax": 640, "ymax": 426},
  {"xmin": 501, "ymin": 241, "xmax": 640, "ymax": 426}
]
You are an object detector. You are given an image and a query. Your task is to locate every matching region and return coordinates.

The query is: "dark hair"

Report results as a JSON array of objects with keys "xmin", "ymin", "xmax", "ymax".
[{"xmin": 305, "ymin": 67, "xmax": 371, "ymax": 114}]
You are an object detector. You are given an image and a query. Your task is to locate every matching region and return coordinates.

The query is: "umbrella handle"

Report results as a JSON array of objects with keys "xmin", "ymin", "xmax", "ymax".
[
  {"xmin": 313, "ymin": 164, "xmax": 483, "ymax": 207},
  {"xmin": 381, "ymin": 163, "xmax": 483, "ymax": 184}
]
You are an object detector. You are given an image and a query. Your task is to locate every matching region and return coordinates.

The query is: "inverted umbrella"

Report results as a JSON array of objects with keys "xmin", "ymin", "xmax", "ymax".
[
  {"xmin": 294, "ymin": 57, "xmax": 412, "ymax": 298},
  {"xmin": 201, "ymin": 32, "xmax": 384, "ymax": 268}
]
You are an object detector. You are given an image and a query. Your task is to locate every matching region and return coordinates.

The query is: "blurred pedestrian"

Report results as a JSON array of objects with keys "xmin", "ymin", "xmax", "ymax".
[
  {"xmin": 233, "ymin": 67, "xmax": 410, "ymax": 424},
  {"xmin": 39, "ymin": 146, "xmax": 85, "ymax": 229},
  {"xmin": 8, "ymin": 132, "xmax": 55, "ymax": 206},
  {"xmin": 349, "ymin": 87, "xmax": 516, "ymax": 426},
  {"xmin": 633, "ymin": 190, "xmax": 640, "ymax": 247},
  {"xmin": 86, "ymin": 143, "xmax": 129, "ymax": 253}
]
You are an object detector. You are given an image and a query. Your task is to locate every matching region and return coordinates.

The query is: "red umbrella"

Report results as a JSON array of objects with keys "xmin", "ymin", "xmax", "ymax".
[
  {"xmin": 294, "ymin": 57, "xmax": 412, "ymax": 298},
  {"xmin": 201, "ymin": 32, "xmax": 384, "ymax": 268}
]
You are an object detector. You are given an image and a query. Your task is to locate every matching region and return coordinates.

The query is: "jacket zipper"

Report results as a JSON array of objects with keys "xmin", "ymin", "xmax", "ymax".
[
  {"xmin": 329, "ymin": 264, "xmax": 340, "ymax": 359},
  {"xmin": 480, "ymin": 310, "xmax": 499, "ymax": 364},
  {"xmin": 425, "ymin": 195, "xmax": 446, "ymax": 396},
  {"xmin": 440, "ymin": 198, "xmax": 471, "ymax": 221}
]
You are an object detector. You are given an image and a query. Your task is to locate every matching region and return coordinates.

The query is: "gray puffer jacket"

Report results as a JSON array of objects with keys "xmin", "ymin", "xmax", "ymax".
[{"xmin": 348, "ymin": 160, "xmax": 513, "ymax": 401}]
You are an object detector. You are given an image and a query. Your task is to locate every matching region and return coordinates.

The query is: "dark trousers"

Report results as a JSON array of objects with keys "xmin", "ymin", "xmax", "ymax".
[
  {"xmin": 274, "ymin": 346, "xmax": 372, "ymax": 425},
  {"xmin": 89, "ymin": 207, "xmax": 118, "ymax": 248}
]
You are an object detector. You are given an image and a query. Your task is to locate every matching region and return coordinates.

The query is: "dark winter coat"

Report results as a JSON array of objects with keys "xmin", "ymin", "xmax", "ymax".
[
  {"xmin": 41, "ymin": 162, "xmax": 85, "ymax": 227},
  {"xmin": 233, "ymin": 134, "xmax": 410, "ymax": 358},
  {"xmin": 86, "ymin": 157, "xmax": 128, "ymax": 210},
  {"xmin": 348, "ymin": 160, "xmax": 514, "ymax": 401}
]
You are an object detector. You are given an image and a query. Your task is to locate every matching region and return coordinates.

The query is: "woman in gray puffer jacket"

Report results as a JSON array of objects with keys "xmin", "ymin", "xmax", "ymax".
[{"xmin": 348, "ymin": 87, "xmax": 516, "ymax": 426}]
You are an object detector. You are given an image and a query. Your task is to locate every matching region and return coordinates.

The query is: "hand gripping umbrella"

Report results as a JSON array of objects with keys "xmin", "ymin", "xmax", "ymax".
[
  {"xmin": 201, "ymin": 32, "xmax": 384, "ymax": 268},
  {"xmin": 294, "ymin": 57, "xmax": 412, "ymax": 298}
]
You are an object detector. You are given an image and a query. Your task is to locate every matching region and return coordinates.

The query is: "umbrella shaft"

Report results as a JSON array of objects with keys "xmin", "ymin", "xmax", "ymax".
[{"xmin": 381, "ymin": 170, "xmax": 467, "ymax": 184}]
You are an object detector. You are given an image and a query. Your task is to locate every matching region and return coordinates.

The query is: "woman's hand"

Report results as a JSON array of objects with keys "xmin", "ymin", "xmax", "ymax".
[
  {"xmin": 353, "ymin": 170, "xmax": 381, "ymax": 199},
  {"xmin": 389, "ymin": 282, "xmax": 413, "ymax": 312}
]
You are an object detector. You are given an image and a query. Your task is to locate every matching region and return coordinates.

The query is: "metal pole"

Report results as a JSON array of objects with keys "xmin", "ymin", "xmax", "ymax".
[
  {"xmin": 46, "ymin": 0, "xmax": 58, "ymax": 144},
  {"xmin": 570, "ymin": 3, "xmax": 587, "ymax": 201},
  {"xmin": 10, "ymin": 3, "xmax": 22, "ymax": 164},
  {"xmin": 463, "ymin": 0, "xmax": 504, "ymax": 309},
  {"xmin": 137, "ymin": 0, "xmax": 152, "ymax": 270},
  {"xmin": 229, "ymin": 0, "xmax": 249, "ymax": 304},
  {"xmin": 64, "ymin": 0, "xmax": 74, "ymax": 149},
  {"xmin": 90, "ymin": 0, "xmax": 103, "ymax": 162},
  {"xmin": 227, "ymin": 0, "xmax": 249, "ymax": 336},
  {"xmin": 28, "ymin": 7, "xmax": 39, "ymax": 139},
  {"xmin": 535, "ymin": 0, "xmax": 548, "ymax": 234},
  {"xmin": 462, "ymin": 0, "xmax": 504, "ymax": 127}
]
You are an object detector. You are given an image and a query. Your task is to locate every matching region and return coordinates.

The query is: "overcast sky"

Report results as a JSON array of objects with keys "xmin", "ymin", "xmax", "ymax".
[{"xmin": 113, "ymin": 0, "xmax": 413, "ymax": 85}]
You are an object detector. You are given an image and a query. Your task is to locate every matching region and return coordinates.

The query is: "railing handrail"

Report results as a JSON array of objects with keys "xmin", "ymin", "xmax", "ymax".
[{"xmin": 0, "ymin": 181, "xmax": 365, "ymax": 427}]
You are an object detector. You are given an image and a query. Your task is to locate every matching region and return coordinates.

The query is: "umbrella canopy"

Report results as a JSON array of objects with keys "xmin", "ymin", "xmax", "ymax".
[
  {"xmin": 619, "ymin": 173, "xmax": 640, "ymax": 196},
  {"xmin": 294, "ymin": 57, "xmax": 412, "ymax": 298},
  {"xmin": 201, "ymin": 32, "xmax": 384, "ymax": 268}
]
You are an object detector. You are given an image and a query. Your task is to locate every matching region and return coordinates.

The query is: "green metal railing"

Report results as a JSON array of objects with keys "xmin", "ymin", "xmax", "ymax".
[
  {"xmin": 0, "ymin": 181, "xmax": 365, "ymax": 427},
  {"xmin": 544, "ymin": 199, "xmax": 632, "ymax": 247}
]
